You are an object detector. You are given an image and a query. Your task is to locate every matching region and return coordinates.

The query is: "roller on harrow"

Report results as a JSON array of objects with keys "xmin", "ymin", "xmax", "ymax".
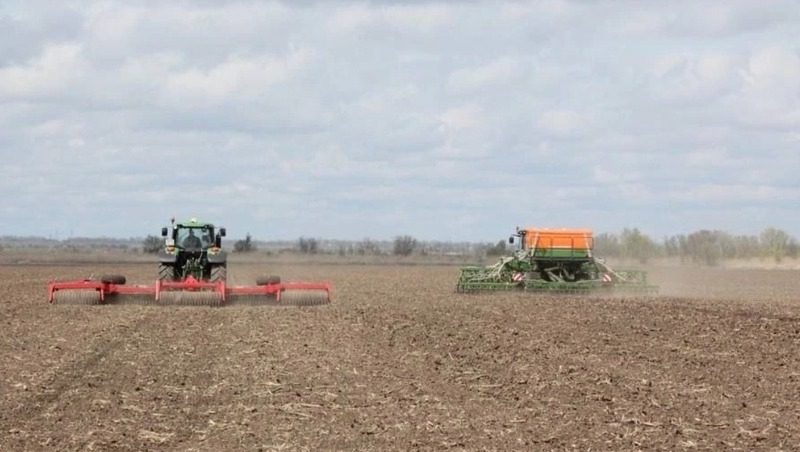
[
  {"xmin": 457, "ymin": 227, "xmax": 657, "ymax": 295},
  {"xmin": 47, "ymin": 218, "xmax": 332, "ymax": 306}
]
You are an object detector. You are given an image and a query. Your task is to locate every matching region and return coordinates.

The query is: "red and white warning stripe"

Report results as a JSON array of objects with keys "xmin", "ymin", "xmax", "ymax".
[
  {"xmin": 512, "ymin": 272, "xmax": 525, "ymax": 282},
  {"xmin": 602, "ymin": 273, "xmax": 613, "ymax": 283}
]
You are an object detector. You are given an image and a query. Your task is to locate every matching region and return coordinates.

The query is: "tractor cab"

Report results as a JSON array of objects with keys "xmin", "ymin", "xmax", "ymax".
[
  {"xmin": 159, "ymin": 218, "xmax": 227, "ymax": 281},
  {"xmin": 176, "ymin": 226, "xmax": 210, "ymax": 251},
  {"xmin": 162, "ymin": 218, "xmax": 226, "ymax": 252}
]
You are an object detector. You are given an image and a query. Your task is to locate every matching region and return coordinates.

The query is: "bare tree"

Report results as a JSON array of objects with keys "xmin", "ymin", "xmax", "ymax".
[
  {"xmin": 234, "ymin": 233, "xmax": 256, "ymax": 252},
  {"xmin": 620, "ymin": 228, "xmax": 658, "ymax": 263},
  {"xmin": 356, "ymin": 239, "xmax": 380, "ymax": 255},
  {"xmin": 298, "ymin": 237, "xmax": 318, "ymax": 254},
  {"xmin": 393, "ymin": 235, "xmax": 417, "ymax": 256},
  {"xmin": 595, "ymin": 232, "xmax": 621, "ymax": 257},
  {"xmin": 485, "ymin": 240, "xmax": 507, "ymax": 256},
  {"xmin": 761, "ymin": 227, "xmax": 792, "ymax": 262},
  {"xmin": 142, "ymin": 235, "xmax": 163, "ymax": 254}
]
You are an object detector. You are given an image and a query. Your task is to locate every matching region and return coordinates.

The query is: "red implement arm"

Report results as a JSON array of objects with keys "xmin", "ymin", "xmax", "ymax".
[
  {"xmin": 48, "ymin": 277, "xmax": 332, "ymax": 304},
  {"xmin": 156, "ymin": 276, "xmax": 226, "ymax": 302},
  {"xmin": 227, "ymin": 281, "xmax": 333, "ymax": 302},
  {"xmin": 47, "ymin": 279, "xmax": 155, "ymax": 303}
]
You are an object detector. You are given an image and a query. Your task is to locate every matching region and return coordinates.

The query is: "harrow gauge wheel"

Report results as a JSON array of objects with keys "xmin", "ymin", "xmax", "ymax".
[
  {"xmin": 256, "ymin": 275, "xmax": 281, "ymax": 286},
  {"xmin": 100, "ymin": 274, "xmax": 126, "ymax": 285}
]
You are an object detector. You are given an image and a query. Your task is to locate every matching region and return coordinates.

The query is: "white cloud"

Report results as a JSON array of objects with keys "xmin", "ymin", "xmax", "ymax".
[
  {"xmin": 382, "ymin": 4, "xmax": 452, "ymax": 31},
  {"xmin": 159, "ymin": 48, "xmax": 314, "ymax": 107},
  {"xmin": 0, "ymin": 43, "xmax": 85, "ymax": 99},
  {"xmin": 536, "ymin": 109, "xmax": 588, "ymax": 138},
  {"xmin": 326, "ymin": 3, "xmax": 451, "ymax": 35},
  {"xmin": 672, "ymin": 184, "xmax": 800, "ymax": 203},
  {"xmin": 733, "ymin": 47, "xmax": 800, "ymax": 129},
  {"xmin": 355, "ymin": 84, "xmax": 420, "ymax": 114},
  {"xmin": 499, "ymin": 0, "xmax": 577, "ymax": 23},
  {"xmin": 684, "ymin": 147, "xmax": 746, "ymax": 168},
  {"xmin": 447, "ymin": 57, "xmax": 522, "ymax": 94},
  {"xmin": 648, "ymin": 52, "xmax": 740, "ymax": 103},
  {"xmin": 326, "ymin": 4, "xmax": 374, "ymax": 34},
  {"xmin": 746, "ymin": 47, "xmax": 800, "ymax": 82},
  {"xmin": 1, "ymin": 1, "xmax": 799, "ymax": 240},
  {"xmin": 439, "ymin": 104, "xmax": 482, "ymax": 131},
  {"xmin": 435, "ymin": 105, "xmax": 493, "ymax": 159}
]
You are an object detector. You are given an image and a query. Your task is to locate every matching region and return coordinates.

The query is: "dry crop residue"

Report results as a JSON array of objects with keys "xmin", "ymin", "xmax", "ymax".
[{"xmin": 1, "ymin": 262, "xmax": 799, "ymax": 451}]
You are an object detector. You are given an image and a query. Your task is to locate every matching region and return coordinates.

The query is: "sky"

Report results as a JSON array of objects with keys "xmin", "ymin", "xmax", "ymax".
[{"xmin": 1, "ymin": 0, "xmax": 799, "ymax": 241}]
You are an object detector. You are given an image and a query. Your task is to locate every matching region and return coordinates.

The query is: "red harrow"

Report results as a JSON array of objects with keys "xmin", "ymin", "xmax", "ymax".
[
  {"xmin": 48, "ymin": 218, "xmax": 333, "ymax": 306},
  {"xmin": 47, "ymin": 275, "xmax": 332, "ymax": 306}
]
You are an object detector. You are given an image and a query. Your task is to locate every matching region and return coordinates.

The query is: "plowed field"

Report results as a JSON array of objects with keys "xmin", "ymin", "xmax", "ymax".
[{"xmin": 2, "ymin": 262, "xmax": 799, "ymax": 451}]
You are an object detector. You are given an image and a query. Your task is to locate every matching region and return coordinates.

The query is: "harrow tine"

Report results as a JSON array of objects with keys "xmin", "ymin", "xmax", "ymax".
[
  {"xmin": 52, "ymin": 289, "xmax": 103, "ymax": 305},
  {"xmin": 48, "ymin": 273, "xmax": 333, "ymax": 308},
  {"xmin": 106, "ymin": 294, "xmax": 152, "ymax": 305},
  {"xmin": 228, "ymin": 295, "xmax": 280, "ymax": 306},
  {"xmin": 279, "ymin": 289, "xmax": 331, "ymax": 306},
  {"xmin": 158, "ymin": 291, "xmax": 223, "ymax": 307}
]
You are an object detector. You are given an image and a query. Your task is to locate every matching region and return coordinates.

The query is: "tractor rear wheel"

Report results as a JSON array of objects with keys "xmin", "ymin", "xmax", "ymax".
[
  {"xmin": 210, "ymin": 265, "xmax": 227, "ymax": 282},
  {"xmin": 158, "ymin": 264, "xmax": 173, "ymax": 281}
]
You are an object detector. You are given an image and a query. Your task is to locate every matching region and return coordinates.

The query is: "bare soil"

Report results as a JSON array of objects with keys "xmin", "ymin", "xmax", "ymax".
[{"xmin": 1, "ymin": 262, "xmax": 799, "ymax": 451}]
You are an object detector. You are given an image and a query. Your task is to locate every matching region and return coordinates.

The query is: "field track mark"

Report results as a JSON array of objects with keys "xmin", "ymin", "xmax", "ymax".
[
  {"xmin": 6, "ymin": 308, "xmax": 159, "ymax": 425},
  {"xmin": 657, "ymin": 296, "xmax": 800, "ymax": 322}
]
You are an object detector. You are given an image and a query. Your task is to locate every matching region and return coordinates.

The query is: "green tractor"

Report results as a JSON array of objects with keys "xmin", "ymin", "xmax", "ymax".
[
  {"xmin": 48, "ymin": 217, "xmax": 333, "ymax": 306},
  {"xmin": 158, "ymin": 217, "xmax": 227, "ymax": 282},
  {"xmin": 457, "ymin": 227, "xmax": 657, "ymax": 295}
]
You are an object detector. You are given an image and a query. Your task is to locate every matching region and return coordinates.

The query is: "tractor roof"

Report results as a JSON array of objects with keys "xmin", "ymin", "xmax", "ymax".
[{"xmin": 176, "ymin": 218, "xmax": 214, "ymax": 228}]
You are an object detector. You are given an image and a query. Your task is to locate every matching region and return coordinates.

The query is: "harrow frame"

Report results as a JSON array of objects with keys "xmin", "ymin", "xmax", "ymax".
[{"xmin": 48, "ymin": 275, "xmax": 333, "ymax": 305}]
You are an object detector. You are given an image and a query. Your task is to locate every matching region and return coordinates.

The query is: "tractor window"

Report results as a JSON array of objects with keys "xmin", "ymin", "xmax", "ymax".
[{"xmin": 177, "ymin": 228, "xmax": 207, "ymax": 249}]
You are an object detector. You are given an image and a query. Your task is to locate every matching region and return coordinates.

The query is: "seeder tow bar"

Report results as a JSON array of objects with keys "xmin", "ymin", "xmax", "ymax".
[{"xmin": 48, "ymin": 275, "xmax": 333, "ymax": 306}]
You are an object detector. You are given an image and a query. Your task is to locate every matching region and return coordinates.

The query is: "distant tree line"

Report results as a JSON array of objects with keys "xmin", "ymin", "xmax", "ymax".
[
  {"xmin": 142, "ymin": 235, "xmax": 162, "ymax": 253},
  {"xmin": 596, "ymin": 227, "xmax": 799, "ymax": 265},
  {"xmin": 298, "ymin": 237, "xmax": 319, "ymax": 254},
  {"xmin": 129, "ymin": 227, "xmax": 797, "ymax": 264},
  {"xmin": 393, "ymin": 235, "xmax": 417, "ymax": 256},
  {"xmin": 299, "ymin": 236, "xmax": 419, "ymax": 256},
  {"xmin": 140, "ymin": 233, "xmax": 258, "ymax": 253}
]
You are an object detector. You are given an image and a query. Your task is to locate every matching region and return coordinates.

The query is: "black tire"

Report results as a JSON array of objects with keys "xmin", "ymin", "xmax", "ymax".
[
  {"xmin": 158, "ymin": 264, "xmax": 173, "ymax": 281},
  {"xmin": 210, "ymin": 265, "xmax": 227, "ymax": 282},
  {"xmin": 100, "ymin": 274, "xmax": 126, "ymax": 285},
  {"xmin": 256, "ymin": 275, "xmax": 281, "ymax": 285}
]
